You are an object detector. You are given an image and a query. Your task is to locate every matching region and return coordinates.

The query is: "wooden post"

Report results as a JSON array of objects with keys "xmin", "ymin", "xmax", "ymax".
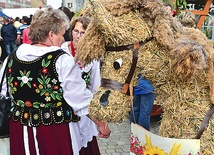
[{"xmin": 191, "ymin": 0, "xmax": 213, "ymax": 29}]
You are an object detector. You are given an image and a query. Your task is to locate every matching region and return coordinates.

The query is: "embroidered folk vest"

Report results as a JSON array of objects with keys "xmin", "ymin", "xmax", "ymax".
[{"xmin": 7, "ymin": 50, "xmax": 80, "ymax": 126}]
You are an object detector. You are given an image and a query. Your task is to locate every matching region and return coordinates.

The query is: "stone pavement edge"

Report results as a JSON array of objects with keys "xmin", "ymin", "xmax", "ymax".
[{"xmin": 97, "ymin": 115, "xmax": 161, "ymax": 155}]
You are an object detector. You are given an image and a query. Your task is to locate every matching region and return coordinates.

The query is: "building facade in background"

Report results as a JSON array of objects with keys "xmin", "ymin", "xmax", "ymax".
[
  {"xmin": 62, "ymin": 0, "xmax": 85, "ymax": 12},
  {"xmin": 31, "ymin": 0, "xmax": 47, "ymax": 8},
  {"xmin": 0, "ymin": 0, "xmax": 46, "ymax": 9},
  {"xmin": 0, "ymin": 0, "xmax": 85, "ymax": 13}
]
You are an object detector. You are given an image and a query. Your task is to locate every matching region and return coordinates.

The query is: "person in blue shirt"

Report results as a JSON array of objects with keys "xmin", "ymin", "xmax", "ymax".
[
  {"xmin": 130, "ymin": 75, "xmax": 155, "ymax": 130},
  {"xmin": 1, "ymin": 17, "xmax": 17, "ymax": 56}
]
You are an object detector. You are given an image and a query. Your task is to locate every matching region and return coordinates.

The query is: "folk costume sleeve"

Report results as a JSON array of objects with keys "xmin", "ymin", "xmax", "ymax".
[{"xmin": 55, "ymin": 52, "xmax": 93, "ymax": 116}]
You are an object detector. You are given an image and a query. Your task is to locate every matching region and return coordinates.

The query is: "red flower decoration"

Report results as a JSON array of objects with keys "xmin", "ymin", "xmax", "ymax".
[
  {"xmin": 77, "ymin": 61, "xmax": 84, "ymax": 68},
  {"xmin": 33, "ymin": 83, "xmax": 37, "ymax": 88},
  {"xmin": 8, "ymin": 68, "xmax": 12, "ymax": 73},
  {"xmin": 42, "ymin": 68, "xmax": 48, "ymax": 74},
  {"xmin": 24, "ymin": 100, "xmax": 33, "ymax": 107},
  {"xmin": 54, "ymin": 85, "xmax": 59, "ymax": 90},
  {"xmin": 172, "ymin": 11, "xmax": 177, "ymax": 17},
  {"xmin": 14, "ymin": 81, "xmax": 18, "ymax": 86},
  {"xmin": 130, "ymin": 135, "xmax": 145, "ymax": 154}
]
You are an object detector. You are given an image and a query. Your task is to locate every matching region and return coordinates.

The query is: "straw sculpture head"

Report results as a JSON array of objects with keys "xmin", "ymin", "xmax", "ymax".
[{"xmin": 75, "ymin": 0, "xmax": 214, "ymax": 154}]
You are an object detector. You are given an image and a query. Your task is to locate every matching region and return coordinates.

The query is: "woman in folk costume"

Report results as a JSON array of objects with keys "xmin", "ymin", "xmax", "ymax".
[
  {"xmin": 61, "ymin": 16, "xmax": 102, "ymax": 154},
  {"xmin": 62, "ymin": 16, "xmax": 101, "ymax": 93},
  {"xmin": 0, "ymin": 7, "xmax": 110, "ymax": 155}
]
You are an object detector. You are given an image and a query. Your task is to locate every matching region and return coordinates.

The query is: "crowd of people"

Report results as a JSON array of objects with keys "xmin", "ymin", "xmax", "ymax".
[{"xmin": 0, "ymin": 15, "xmax": 33, "ymax": 63}]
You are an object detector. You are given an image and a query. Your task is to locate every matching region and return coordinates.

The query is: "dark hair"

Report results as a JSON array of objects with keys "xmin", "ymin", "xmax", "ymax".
[
  {"xmin": 29, "ymin": 14, "xmax": 33, "ymax": 24},
  {"xmin": 58, "ymin": 6, "xmax": 74, "ymax": 21},
  {"xmin": 15, "ymin": 17, "xmax": 20, "ymax": 21},
  {"xmin": 9, "ymin": 18, "xmax": 14, "ymax": 24},
  {"xmin": 22, "ymin": 16, "xmax": 29, "ymax": 24},
  {"xmin": 3, "ymin": 17, "xmax": 9, "ymax": 22}
]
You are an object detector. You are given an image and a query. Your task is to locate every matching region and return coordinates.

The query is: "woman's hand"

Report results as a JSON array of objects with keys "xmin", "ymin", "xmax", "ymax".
[
  {"xmin": 87, "ymin": 115, "xmax": 111, "ymax": 138},
  {"xmin": 97, "ymin": 121, "xmax": 111, "ymax": 138}
]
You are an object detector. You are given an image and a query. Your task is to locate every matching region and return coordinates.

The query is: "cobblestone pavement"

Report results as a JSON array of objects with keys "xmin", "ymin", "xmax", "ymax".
[{"xmin": 97, "ymin": 115, "xmax": 161, "ymax": 155}]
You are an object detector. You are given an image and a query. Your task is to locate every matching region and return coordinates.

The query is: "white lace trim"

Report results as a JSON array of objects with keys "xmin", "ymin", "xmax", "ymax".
[{"xmin": 79, "ymin": 117, "xmax": 98, "ymax": 148}]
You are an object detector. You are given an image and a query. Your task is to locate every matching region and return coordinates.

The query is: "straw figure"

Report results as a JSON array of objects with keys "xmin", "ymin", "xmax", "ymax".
[
  {"xmin": 75, "ymin": 0, "xmax": 214, "ymax": 154},
  {"xmin": 177, "ymin": 11, "xmax": 196, "ymax": 28}
]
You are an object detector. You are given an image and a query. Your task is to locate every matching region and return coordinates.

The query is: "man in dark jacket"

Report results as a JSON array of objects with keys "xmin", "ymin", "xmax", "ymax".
[{"xmin": 1, "ymin": 17, "xmax": 17, "ymax": 56}]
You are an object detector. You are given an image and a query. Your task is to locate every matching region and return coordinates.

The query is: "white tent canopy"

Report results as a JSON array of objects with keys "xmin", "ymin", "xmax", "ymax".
[{"xmin": 2, "ymin": 8, "xmax": 44, "ymax": 19}]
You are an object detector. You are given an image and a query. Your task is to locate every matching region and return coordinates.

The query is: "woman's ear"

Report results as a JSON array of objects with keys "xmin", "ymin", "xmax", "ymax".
[{"xmin": 48, "ymin": 31, "xmax": 55, "ymax": 42}]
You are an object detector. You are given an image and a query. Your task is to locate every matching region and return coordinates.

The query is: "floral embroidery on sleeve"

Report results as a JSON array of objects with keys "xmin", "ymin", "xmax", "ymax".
[
  {"xmin": 82, "ymin": 68, "xmax": 92, "ymax": 87},
  {"xmin": 7, "ymin": 59, "xmax": 16, "ymax": 94}
]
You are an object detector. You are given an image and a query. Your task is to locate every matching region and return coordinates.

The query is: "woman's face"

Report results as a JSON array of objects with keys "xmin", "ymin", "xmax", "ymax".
[
  {"xmin": 72, "ymin": 21, "xmax": 85, "ymax": 49},
  {"xmin": 51, "ymin": 28, "xmax": 66, "ymax": 47}
]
